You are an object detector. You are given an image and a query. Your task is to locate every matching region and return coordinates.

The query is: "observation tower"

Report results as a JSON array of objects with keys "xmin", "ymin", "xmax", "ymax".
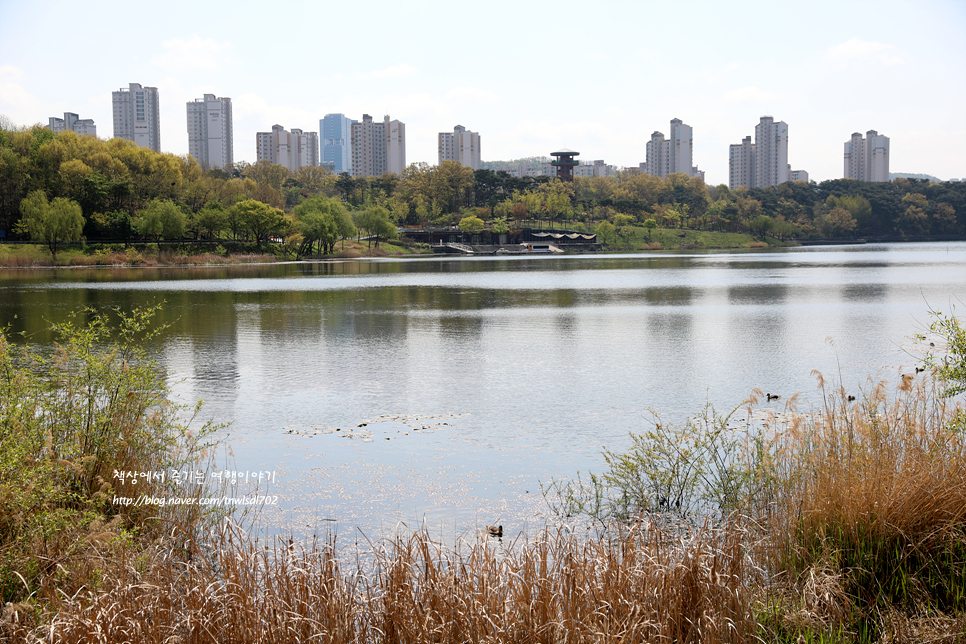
[{"xmin": 550, "ymin": 149, "xmax": 579, "ymax": 181}]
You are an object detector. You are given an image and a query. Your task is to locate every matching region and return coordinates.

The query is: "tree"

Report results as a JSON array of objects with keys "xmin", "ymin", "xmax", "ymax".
[
  {"xmin": 335, "ymin": 173, "xmax": 356, "ymax": 204},
  {"xmin": 242, "ymin": 159, "xmax": 290, "ymax": 193},
  {"xmin": 194, "ymin": 201, "xmax": 228, "ymax": 240},
  {"xmin": 298, "ymin": 210, "xmax": 338, "ymax": 256},
  {"xmin": 458, "ymin": 215, "xmax": 484, "ymax": 235},
  {"xmin": 595, "ymin": 220, "xmax": 617, "ymax": 246},
  {"xmin": 539, "ymin": 179, "xmax": 574, "ymax": 228},
  {"xmin": 107, "ymin": 210, "xmax": 135, "ymax": 245},
  {"xmin": 749, "ymin": 214, "xmax": 775, "ymax": 238},
  {"xmin": 643, "ymin": 218, "xmax": 657, "ymax": 241},
  {"xmin": 230, "ymin": 199, "xmax": 287, "ymax": 245},
  {"xmin": 826, "ymin": 207, "xmax": 857, "ymax": 237},
  {"xmin": 353, "ymin": 205, "xmax": 396, "ymax": 248},
  {"xmin": 293, "ymin": 196, "xmax": 346, "ymax": 256},
  {"xmin": 135, "ymin": 199, "xmax": 186, "ymax": 247},
  {"xmin": 490, "ymin": 217, "xmax": 510, "ymax": 234},
  {"xmin": 16, "ymin": 190, "xmax": 84, "ymax": 260}
]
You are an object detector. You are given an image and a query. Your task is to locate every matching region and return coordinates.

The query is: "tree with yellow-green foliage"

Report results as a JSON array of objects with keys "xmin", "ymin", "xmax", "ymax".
[
  {"xmin": 16, "ymin": 190, "xmax": 84, "ymax": 260},
  {"xmin": 230, "ymin": 199, "xmax": 288, "ymax": 245},
  {"xmin": 136, "ymin": 199, "xmax": 186, "ymax": 247}
]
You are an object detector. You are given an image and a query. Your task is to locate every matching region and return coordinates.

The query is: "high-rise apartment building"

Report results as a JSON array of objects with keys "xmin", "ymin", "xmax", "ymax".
[
  {"xmin": 255, "ymin": 124, "xmax": 319, "ymax": 171},
  {"xmin": 729, "ymin": 116, "xmax": 790, "ymax": 189},
  {"xmin": 728, "ymin": 136, "xmax": 755, "ymax": 189},
  {"xmin": 49, "ymin": 112, "xmax": 97, "ymax": 137},
  {"xmin": 668, "ymin": 118, "xmax": 693, "ymax": 177},
  {"xmin": 321, "ymin": 113, "xmax": 355, "ymax": 174},
  {"xmin": 186, "ymin": 94, "xmax": 233, "ymax": 170},
  {"xmin": 386, "ymin": 116, "xmax": 406, "ymax": 175},
  {"xmin": 351, "ymin": 114, "xmax": 406, "ymax": 177},
  {"xmin": 642, "ymin": 118, "xmax": 700, "ymax": 178},
  {"xmin": 112, "ymin": 83, "xmax": 160, "ymax": 151},
  {"xmin": 754, "ymin": 116, "xmax": 788, "ymax": 188},
  {"xmin": 350, "ymin": 114, "xmax": 384, "ymax": 178},
  {"xmin": 645, "ymin": 131, "xmax": 669, "ymax": 178},
  {"xmin": 844, "ymin": 130, "xmax": 890, "ymax": 182},
  {"xmin": 438, "ymin": 124, "xmax": 481, "ymax": 170}
]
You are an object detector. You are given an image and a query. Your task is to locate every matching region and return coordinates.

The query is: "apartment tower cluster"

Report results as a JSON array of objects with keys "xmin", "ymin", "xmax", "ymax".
[
  {"xmin": 844, "ymin": 130, "xmax": 890, "ymax": 182},
  {"xmin": 728, "ymin": 116, "xmax": 809, "ymax": 189},
  {"xmin": 347, "ymin": 114, "xmax": 407, "ymax": 177},
  {"xmin": 256, "ymin": 125, "xmax": 318, "ymax": 172},
  {"xmin": 641, "ymin": 118, "xmax": 703, "ymax": 179},
  {"xmin": 51, "ymin": 83, "xmax": 895, "ymax": 184}
]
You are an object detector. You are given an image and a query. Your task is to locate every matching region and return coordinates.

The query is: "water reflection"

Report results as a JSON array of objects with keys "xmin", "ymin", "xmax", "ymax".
[{"xmin": 1, "ymin": 243, "xmax": 964, "ymax": 539}]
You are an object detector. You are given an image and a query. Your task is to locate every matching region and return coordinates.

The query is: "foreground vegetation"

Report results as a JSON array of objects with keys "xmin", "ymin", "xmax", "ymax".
[{"xmin": 2, "ymin": 305, "xmax": 964, "ymax": 642}]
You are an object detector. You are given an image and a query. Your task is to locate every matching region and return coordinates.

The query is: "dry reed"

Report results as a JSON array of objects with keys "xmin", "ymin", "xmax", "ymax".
[{"xmin": 4, "ymin": 520, "xmax": 756, "ymax": 644}]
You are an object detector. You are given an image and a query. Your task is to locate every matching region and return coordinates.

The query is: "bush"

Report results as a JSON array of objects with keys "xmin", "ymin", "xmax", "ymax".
[{"xmin": 0, "ymin": 305, "xmax": 218, "ymax": 606}]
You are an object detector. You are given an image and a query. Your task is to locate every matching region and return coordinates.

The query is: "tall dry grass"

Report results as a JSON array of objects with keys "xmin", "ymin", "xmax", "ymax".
[
  {"xmin": 748, "ymin": 371, "xmax": 966, "ymax": 640},
  {"xmin": 5, "ymin": 521, "xmax": 753, "ymax": 644}
]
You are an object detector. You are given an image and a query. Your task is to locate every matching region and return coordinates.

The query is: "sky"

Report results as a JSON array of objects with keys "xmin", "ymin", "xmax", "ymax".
[{"xmin": 1, "ymin": 0, "xmax": 964, "ymax": 185}]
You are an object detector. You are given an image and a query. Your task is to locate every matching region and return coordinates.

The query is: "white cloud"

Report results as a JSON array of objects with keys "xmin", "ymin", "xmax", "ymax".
[
  {"xmin": 826, "ymin": 37, "xmax": 902, "ymax": 66},
  {"xmin": 152, "ymin": 35, "xmax": 231, "ymax": 73},
  {"xmin": 443, "ymin": 86, "xmax": 500, "ymax": 105},
  {"xmin": 358, "ymin": 64, "xmax": 417, "ymax": 80},
  {"xmin": 722, "ymin": 86, "xmax": 779, "ymax": 104},
  {"xmin": 0, "ymin": 65, "xmax": 48, "ymax": 126}
]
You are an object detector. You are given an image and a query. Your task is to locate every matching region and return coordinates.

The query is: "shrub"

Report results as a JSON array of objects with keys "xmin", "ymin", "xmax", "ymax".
[{"xmin": 0, "ymin": 305, "xmax": 218, "ymax": 606}]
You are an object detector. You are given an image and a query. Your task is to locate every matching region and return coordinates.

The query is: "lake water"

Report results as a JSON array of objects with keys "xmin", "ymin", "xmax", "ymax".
[{"xmin": 2, "ymin": 242, "xmax": 964, "ymax": 541}]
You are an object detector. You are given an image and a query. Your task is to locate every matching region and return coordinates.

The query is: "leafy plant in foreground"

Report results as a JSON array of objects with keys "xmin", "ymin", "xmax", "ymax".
[{"xmin": 0, "ymin": 304, "xmax": 219, "ymax": 606}]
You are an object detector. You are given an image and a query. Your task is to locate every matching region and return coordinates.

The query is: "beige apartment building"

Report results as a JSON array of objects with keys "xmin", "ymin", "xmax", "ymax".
[{"xmin": 844, "ymin": 130, "xmax": 890, "ymax": 182}]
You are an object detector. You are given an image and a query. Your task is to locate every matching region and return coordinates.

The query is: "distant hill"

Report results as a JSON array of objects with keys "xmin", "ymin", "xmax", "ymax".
[{"xmin": 890, "ymin": 172, "xmax": 944, "ymax": 183}]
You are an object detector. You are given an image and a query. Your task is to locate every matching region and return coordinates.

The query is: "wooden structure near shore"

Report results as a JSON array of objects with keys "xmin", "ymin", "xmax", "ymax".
[{"xmin": 399, "ymin": 226, "xmax": 600, "ymax": 254}]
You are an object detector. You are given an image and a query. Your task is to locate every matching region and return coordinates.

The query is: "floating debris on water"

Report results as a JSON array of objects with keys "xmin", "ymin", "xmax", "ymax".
[{"xmin": 281, "ymin": 413, "xmax": 469, "ymax": 441}]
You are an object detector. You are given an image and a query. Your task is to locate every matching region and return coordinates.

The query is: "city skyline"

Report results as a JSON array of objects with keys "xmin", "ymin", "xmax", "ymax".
[{"xmin": 1, "ymin": 0, "xmax": 963, "ymax": 183}]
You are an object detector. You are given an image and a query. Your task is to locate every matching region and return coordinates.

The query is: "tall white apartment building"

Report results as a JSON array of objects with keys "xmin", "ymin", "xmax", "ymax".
[
  {"xmin": 729, "ymin": 136, "xmax": 755, "ymax": 189},
  {"xmin": 186, "ymin": 94, "xmax": 233, "ymax": 170},
  {"xmin": 112, "ymin": 83, "xmax": 160, "ymax": 151},
  {"xmin": 729, "ymin": 116, "xmax": 790, "ymax": 189},
  {"xmin": 49, "ymin": 112, "xmax": 96, "ymax": 137},
  {"xmin": 351, "ymin": 114, "xmax": 406, "ymax": 177},
  {"xmin": 351, "ymin": 114, "xmax": 384, "ymax": 177},
  {"xmin": 255, "ymin": 124, "xmax": 318, "ymax": 171},
  {"xmin": 643, "ymin": 118, "xmax": 700, "ymax": 178},
  {"xmin": 668, "ymin": 118, "xmax": 693, "ymax": 177},
  {"xmin": 438, "ymin": 124, "xmax": 481, "ymax": 170},
  {"xmin": 321, "ymin": 113, "xmax": 355, "ymax": 174},
  {"xmin": 386, "ymin": 116, "xmax": 406, "ymax": 175},
  {"xmin": 754, "ymin": 116, "xmax": 789, "ymax": 188},
  {"xmin": 844, "ymin": 130, "xmax": 890, "ymax": 182},
  {"xmin": 645, "ymin": 131, "xmax": 670, "ymax": 177}
]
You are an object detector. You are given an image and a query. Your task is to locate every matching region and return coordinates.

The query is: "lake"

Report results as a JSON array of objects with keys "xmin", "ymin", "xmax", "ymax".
[{"xmin": 2, "ymin": 242, "xmax": 964, "ymax": 541}]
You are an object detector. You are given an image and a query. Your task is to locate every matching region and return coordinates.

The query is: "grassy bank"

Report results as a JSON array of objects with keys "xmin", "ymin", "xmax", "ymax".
[
  {"xmin": 0, "ymin": 239, "xmax": 428, "ymax": 268},
  {"xmin": 599, "ymin": 225, "xmax": 790, "ymax": 251},
  {"xmin": 2, "ymin": 309, "xmax": 964, "ymax": 642}
]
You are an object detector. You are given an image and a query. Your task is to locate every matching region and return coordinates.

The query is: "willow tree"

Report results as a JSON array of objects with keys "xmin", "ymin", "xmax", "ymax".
[{"xmin": 16, "ymin": 190, "xmax": 84, "ymax": 260}]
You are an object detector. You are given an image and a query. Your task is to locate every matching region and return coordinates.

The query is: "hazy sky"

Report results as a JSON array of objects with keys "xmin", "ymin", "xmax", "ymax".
[{"xmin": 2, "ymin": 0, "xmax": 964, "ymax": 184}]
